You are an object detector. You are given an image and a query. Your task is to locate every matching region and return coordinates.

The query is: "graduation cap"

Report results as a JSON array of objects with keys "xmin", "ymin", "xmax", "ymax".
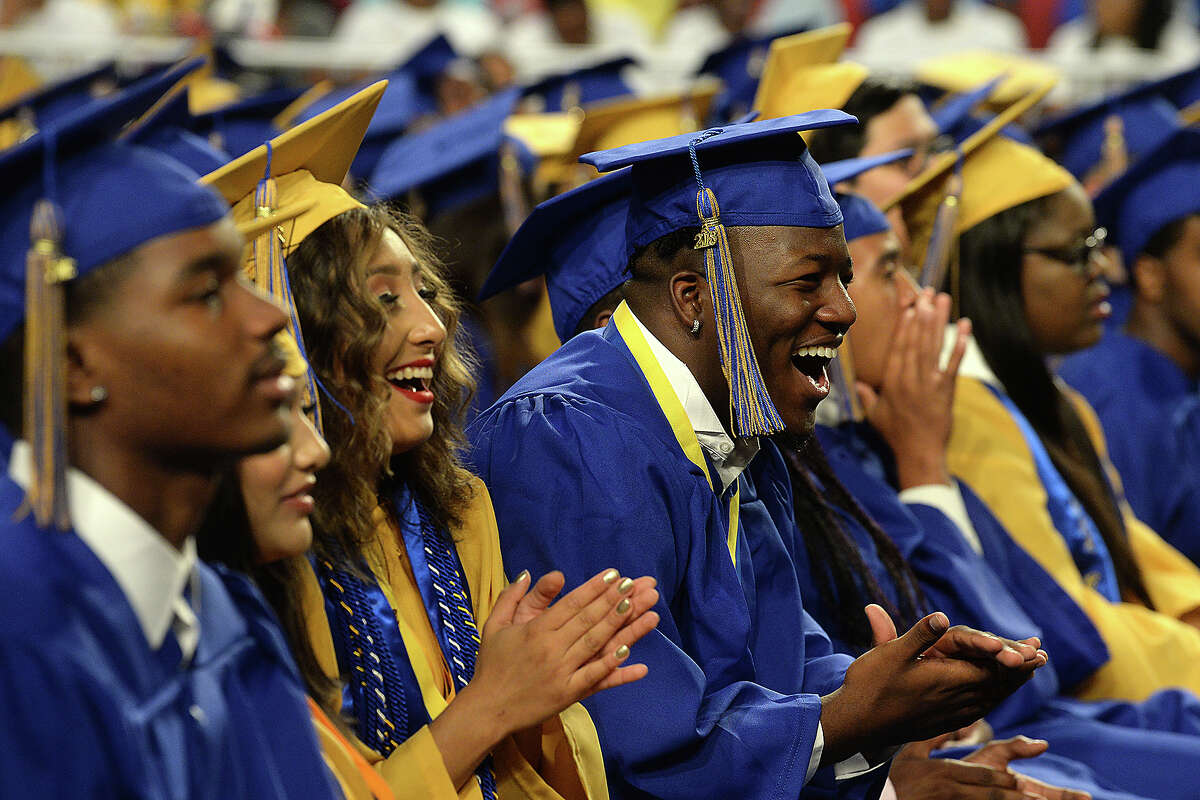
[
  {"xmin": 752, "ymin": 23, "xmax": 853, "ymax": 117},
  {"xmin": 202, "ymin": 81, "xmax": 387, "ymax": 433},
  {"xmin": 931, "ymin": 76, "xmax": 1037, "ymax": 148},
  {"xmin": 1034, "ymin": 80, "xmax": 1183, "ymax": 180},
  {"xmin": 503, "ymin": 109, "xmax": 585, "ymax": 189},
  {"xmin": 756, "ymin": 61, "xmax": 869, "ymax": 125},
  {"xmin": 821, "ymin": 149, "xmax": 912, "ymax": 242},
  {"xmin": 367, "ymin": 88, "xmax": 535, "ymax": 218},
  {"xmin": 0, "ymin": 56, "xmax": 42, "ymax": 110},
  {"xmin": 1092, "ymin": 127, "xmax": 1200, "ymax": 268},
  {"xmin": 0, "ymin": 57, "xmax": 230, "ymax": 528},
  {"xmin": 190, "ymin": 85, "xmax": 313, "ymax": 159},
  {"xmin": 520, "ymin": 56, "xmax": 636, "ymax": 113},
  {"xmin": 0, "ymin": 62, "xmax": 119, "ymax": 147},
  {"xmin": 582, "ymin": 110, "xmax": 856, "ymax": 436},
  {"xmin": 480, "ymin": 168, "xmax": 632, "ymax": 343},
  {"xmin": 915, "ymin": 51, "xmax": 1060, "ymax": 110},
  {"xmin": 122, "ymin": 84, "xmax": 232, "ymax": 176}
]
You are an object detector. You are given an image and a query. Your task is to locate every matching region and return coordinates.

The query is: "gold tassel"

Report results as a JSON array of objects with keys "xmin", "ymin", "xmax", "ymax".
[{"xmin": 21, "ymin": 199, "xmax": 75, "ymax": 530}]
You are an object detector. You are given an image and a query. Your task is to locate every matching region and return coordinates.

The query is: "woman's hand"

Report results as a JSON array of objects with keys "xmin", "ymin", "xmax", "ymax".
[
  {"xmin": 430, "ymin": 568, "xmax": 660, "ymax": 789},
  {"xmin": 857, "ymin": 288, "xmax": 971, "ymax": 490}
]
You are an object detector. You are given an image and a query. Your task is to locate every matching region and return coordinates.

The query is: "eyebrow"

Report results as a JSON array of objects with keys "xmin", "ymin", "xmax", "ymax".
[
  {"xmin": 179, "ymin": 252, "xmax": 235, "ymax": 281},
  {"xmin": 366, "ymin": 260, "xmax": 421, "ymax": 278}
]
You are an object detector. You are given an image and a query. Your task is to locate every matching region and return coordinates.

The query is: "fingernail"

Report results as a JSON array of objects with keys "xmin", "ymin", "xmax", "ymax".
[
  {"xmin": 931, "ymin": 612, "xmax": 949, "ymax": 632},
  {"xmin": 602, "ymin": 569, "xmax": 619, "ymax": 584},
  {"xmin": 516, "ymin": 570, "xmax": 530, "ymax": 583},
  {"xmin": 614, "ymin": 645, "xmax": 629, "ymax": 660},
  {"xmin": 618, "ymin": 577, "xmax": 634, "ymax": 594},
  {"xmin": 616, "ymin": 598, "xmax": 631, "ymax": 614}
]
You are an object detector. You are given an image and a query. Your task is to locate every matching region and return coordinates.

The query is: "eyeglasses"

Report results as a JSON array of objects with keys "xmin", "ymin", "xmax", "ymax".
[{"xmin": 1024, "ymin": 227, "xmax": 1108, "ymax": 275}]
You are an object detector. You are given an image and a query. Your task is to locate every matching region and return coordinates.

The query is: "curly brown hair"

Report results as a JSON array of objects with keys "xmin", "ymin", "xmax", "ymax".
[{"xmin": 287, "ymin": 205, "xmax": 478, "ymax": 567}]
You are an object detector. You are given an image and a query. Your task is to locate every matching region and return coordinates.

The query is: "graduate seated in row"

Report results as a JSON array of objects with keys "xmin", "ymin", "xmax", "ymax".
[
  {"xmin": 888, "ymin": 122, "xmax": 1200, "ymax": 703},
  {"xmin": 469, "ymin": 113, "xmax": 1049, "ymax": 800},
  {"xmin": 1059, "ymin": 128, "xmax": 1200, "ymax": 566},
  {"xmin": 0, "ymin": 62, "xmax": 340, "ymax": 798},
  {"xmin": 198, "ymin": 82, "xmax": 659, "ymax": 800}
]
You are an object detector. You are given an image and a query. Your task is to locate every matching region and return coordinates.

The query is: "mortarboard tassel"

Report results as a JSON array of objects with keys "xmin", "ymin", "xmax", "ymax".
[
  {"xmin": 690, "ymin": 135, "xmax": 786, "ymax": 437},
  {"xmin": 252, "ymin": 142, "xmax": 325, "ymax": 433},
  {"xmin": 918, "ymin": 167, "xmax": 963, "ymax": 296},
  {"xmin": 827, "ymin": 337, "xmax": 864, "ymax": 424},
  {"xmin": 22, "ymin": 198, "xmax": 75, "ymax": 529}
]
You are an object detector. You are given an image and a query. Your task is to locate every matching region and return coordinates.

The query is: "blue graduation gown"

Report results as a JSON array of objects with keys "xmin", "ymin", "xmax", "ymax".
[
  {"xmin": 467, "ymin": 316, "xmax": 886, "ymax": 800},
  {"xmin": 810, "ymin": 422, "xmax": 1200, "ymax": 800},
  {"xmin": 1059, "ymin": 330, "xmax": 1200, "ymax": 563},
  {"xmin": 0, "ymin": 476, "xmax": 339, "ymax": 799}
]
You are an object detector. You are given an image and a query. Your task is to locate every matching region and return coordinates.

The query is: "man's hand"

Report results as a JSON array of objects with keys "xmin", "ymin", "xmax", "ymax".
[{"xmin": 819, "ymin": 606, "xmax": 1046, "ymax": 764}]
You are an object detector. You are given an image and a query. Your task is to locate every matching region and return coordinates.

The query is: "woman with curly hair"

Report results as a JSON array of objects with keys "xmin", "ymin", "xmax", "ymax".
[{"xmin": 201, "ymin": 86, "xmax": 660, "ymax": 800}]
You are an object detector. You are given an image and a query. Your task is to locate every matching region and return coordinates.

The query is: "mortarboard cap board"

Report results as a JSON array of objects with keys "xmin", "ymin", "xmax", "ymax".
[
  {"xmin": 582, "ymin": 110, "xmax": 856, "ymax": 437},
  {"xmin": 756, "ymin": 62, "xmax": 870, "ymax": 123},
  {"xmin": 821, "ymin": 149, "xmax": 912, "ymax": 242},
  {"xmin": 480, "ymin": 167, "xmax": 632, "ymax": 343},
  {"xmin": 752, "ymin": 24, "xmax": 852, "ymax": 116},
  {"xmin": 915, "ymin": 51, "xmax": 1060, "ymax": 110},
  {"xmin": 930, "ymin": 75, "xmax": 1005, "ymax": 136},
  {"xmin": 521, "ymin": 57, "xmax": 636, "ymax": 114},
  {"xmin": 698, "ymin": 29, "xmax": 806, "ymax": 124},
  {"xmin": 1092, "ymin": 127, "xmax": 1200, "ymax": 267},
  {"xmin": 1035, "ymin": 87, "xmax": 1182, "ymax": 180},
  {"xmin": 123, "ymin": 84, "xmax": 232, "ymax": 176},
  {"xmin": 0, "ymin": 56, "xmax": 42, "ymax": 110},
  {"xmin": 503, "ymin": 109, "xmax": 584, "ymax": 188},
  {"xmin": 203, "ymin": 81, "xmax": 387, "ymax": 433},
  {"xmin": 0, "ymin": 57, "xmax": 229, "ymax": 528},
  {"xmin": 191, "ymin": 85, "xmax": 312, "ymax": 159},
  {"xmin": 0, "ymin": 62, "xmax": 119, "ymax": 147}
]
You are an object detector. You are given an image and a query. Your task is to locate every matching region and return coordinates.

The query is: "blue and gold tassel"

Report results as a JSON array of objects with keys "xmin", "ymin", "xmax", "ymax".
[
  {"xmin": 917, "ymin": 163, "xmax": 962, "ymax": 295},
  {"xmin": 22, "ymin": 197, "xmax": 75, "ymax": 529},
  {"xmin": 689, "ymin": 134, "xmax": 786, "ymax": 437}
]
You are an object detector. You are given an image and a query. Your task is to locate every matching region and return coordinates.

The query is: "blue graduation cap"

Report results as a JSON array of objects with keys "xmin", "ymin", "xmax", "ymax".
[
  {"xmin": 480, "ymin": 168, "xmax": 631, "ymax": 343},
  {"xmin": 582, "ymin": 109, "xmax": 856, "ymax": 436},
  {"xmin": 821, "ymin": 149, "xmax": 911, "ymax": 242},
  {"xmin": 1093, "ymin": 127, "xmax": 1200, "ymax": 268},
  {"xmin": 123, "ymin": 86, "xmax": 232, "ymax": 176},
  {"xmin": 0, "ymin": 62, "xmax": 118, "ymax": 132},
  {"xmin": 697, "ymin": 30, "xmax": 803, "ymax": 125},
  {"xmin": 1035, "ymin": 82, "xmax": 1183, "ymax": 180},
  {"xmin": 0, "ymin": 57, "xmax": 229, "ymax": 528},
  {"xmin": 191, "ymin": 85, "xmax": 310, "ymax": 158},
  {"xmin": 368, "ymin": 88, "xmax": 535, "ymax": 217},
  {"xmin": 520, "ymin": 57, "xmax": 635, "ymax": 113}
]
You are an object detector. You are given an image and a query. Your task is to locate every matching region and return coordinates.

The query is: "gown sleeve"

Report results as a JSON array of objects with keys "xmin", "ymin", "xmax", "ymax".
[
  {"xmin": 948, "ymin": 376, "xmax": 1200, "ymax": 702},
  {"xmin": 468, "ymin": 395, "xmax": 826, "ymax": 800}
]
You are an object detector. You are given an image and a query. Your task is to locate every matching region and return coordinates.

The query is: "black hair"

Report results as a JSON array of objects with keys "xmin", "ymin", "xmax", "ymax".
[
  {"xmin": 957, "ymin": 197, "xmax": 1154, "ymax": 608},
  {"xmin": 1092, "ymin": 0, "xmax": 1173, "ymax": 51},
  {"xmin": 807, "ymin": 75, "xmax": 923, "ymax": 165},
  {"xmin": 573, "ymin": 283, "xmax": 627, "ymax": 338},
  {"xmin": 627, "ymin": 226, "xmax": 699, "ymax": 283},
  {"xmin": 196, "ymin": 471, "xmax": 342, "ymax": 712},
  {"xmin": 781, "ymin": 438, "xmax": 927, "ymax": 654},
  {"xmin": 1131, "ymin": 215, "xmax": 1190, "ymax": 295}
]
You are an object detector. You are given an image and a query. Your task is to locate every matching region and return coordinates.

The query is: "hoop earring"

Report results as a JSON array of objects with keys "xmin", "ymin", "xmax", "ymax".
[{"xmin": 690, "ymin": 319, "xmax": 701, "ymax": 337}]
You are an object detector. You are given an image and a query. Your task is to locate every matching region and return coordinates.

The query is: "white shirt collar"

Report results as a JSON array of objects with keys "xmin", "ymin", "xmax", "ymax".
[
  {"xmin": 627, "ymin": 308, "xmax": 760, "ymax": 491},
  {"xmin": 8, "ymin": 441, "xmax": 200, "ymax": 658},
  {"xmin": 942, "ymin": 326, "xmax": 999, "ymax": 387}
]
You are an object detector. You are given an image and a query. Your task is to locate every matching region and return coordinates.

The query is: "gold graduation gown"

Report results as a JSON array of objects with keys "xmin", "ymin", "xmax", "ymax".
[
  {"xmin": 298, "ymin": 477, "xmax": 608, "ymax": 800},
  {"xmin": 949, "ymin": 375, "xmax": 1200, "ymax": 701}
]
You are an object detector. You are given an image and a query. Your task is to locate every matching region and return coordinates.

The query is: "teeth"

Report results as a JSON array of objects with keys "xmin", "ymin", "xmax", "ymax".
[
  {"xmin": 387, "ymin": 366, "xmax": 434, "ymax": 381},
  {"xmin": 791, "ymin": 345, "xmax": 838, "ymax": 360}
]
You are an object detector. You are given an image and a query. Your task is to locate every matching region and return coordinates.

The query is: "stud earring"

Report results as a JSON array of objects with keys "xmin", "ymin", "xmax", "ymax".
[
  {"xmin": 690, "ymin": 319, "xmax": 702, "ymax": 337},
  {"xmin": 89, "ymin": 386, "xmax": 108, "ymax": 404}
]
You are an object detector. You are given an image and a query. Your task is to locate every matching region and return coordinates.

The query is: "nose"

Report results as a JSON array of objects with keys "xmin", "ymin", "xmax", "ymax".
[
  {"xmin": 411, "ymin": 294, "xmax": 447, "ymax": 349},
  {"xmin": 237, "ymin": 277, "xmax": 288, "ymax": 341},
  {"xmin": 816, "ymin": 278, "xmax": 857, "ymax": 334},
  {"xmin": 292, "ymin": 406, "xmax": 331, "ymax": 472},
  {"xmin": 896, "ymin": 268, "xmax": 920, "ymax": 308}
]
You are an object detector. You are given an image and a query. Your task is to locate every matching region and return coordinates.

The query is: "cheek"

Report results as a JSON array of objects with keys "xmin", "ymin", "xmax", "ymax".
[{"xmin": 238, "ymin": 453, "xmax": 290, "ymax": 525}]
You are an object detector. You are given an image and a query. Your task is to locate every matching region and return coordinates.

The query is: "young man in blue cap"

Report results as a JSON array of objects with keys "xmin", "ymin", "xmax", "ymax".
[
  {"xmin": 469, "ymin": 114, "xmax": 1047, "ymax": 800},
  {"xmin": 0, "ymin": 65, "xmax": 339, "ymax": 798},
  {"xmin": 1060, "ymin": 127, "xmax": 1200, "ymax": 566}
]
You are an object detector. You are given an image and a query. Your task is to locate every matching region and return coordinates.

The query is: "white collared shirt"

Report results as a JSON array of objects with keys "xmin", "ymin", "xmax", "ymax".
[
  {"xmin": 627, "ymin": 309, "xmax": 760, "ymax": 492},
  {"xmin": 9, "ymin": 441, "xmax": 201, "ymax": 662}
]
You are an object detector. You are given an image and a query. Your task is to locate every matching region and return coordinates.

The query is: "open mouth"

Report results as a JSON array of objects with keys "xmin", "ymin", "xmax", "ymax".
[
  {"xmin": 790, "ymin": 345, "xmax": 836, "ymax": 395},
  {"xmin": 386, "ymin": 365, "xmax": 436, "ymax": 404}
]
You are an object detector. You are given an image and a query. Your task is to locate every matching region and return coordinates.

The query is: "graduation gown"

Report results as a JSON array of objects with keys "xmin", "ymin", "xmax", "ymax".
[
  {"xmin": 1059, "ymin": 330, "xmax": 1200, "ymax": 564},
  {"xmin": 811, "ymin": 422, "xmax": 1200, "ymax": 800},
  {"xmin": 467, "ymin": 304, "xmax": 888, "ymax": 800},
  {"xmin": 0, "ymin": 476, "xmax": 339, "ymax": 799},
  {"xmin": 948, "ymin": 372, "xmax": 1200, "ymax": 701},
  {"xmin": 297, "ymin": 476, "xmax": 609, "ymax": 800}
]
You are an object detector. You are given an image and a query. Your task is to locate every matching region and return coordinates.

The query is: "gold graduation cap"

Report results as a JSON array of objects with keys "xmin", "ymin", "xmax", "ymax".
[
  {"xmin": 201, "ymin": 81, "xmax": 386, "ymax": 431},
  {"xmin": 0, "ymin": 56, "xmax": 42, "ymax": 110},
  {"xmin": 503, "ymin": 108, "xmax": 585, "ymax": 191},
  {"xmin": 916, "ymin": 51, "xmax": 1061, "ymax": 111},
  {"xmin": 757, "ymin": 61, "xmax": 870, "ymax": 123},
  {"xmin": 884, "ymin": 81, "xmax": 1070, "ymax": 302},
  {"xmin": 273, "ymin": 80, "xmax": 334, "ymax": 131},
  {"xmin": 572, "ymin": 83, "xmax": 719, "ymax": 157},
  {"xmin": 753, "ymin": 23, "xmax": 853, "ymax": 116}
]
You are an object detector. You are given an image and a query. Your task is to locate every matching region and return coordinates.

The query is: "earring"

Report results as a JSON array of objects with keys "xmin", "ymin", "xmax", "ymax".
[
  {"xmin": 89, "ymin": 386, "xmax": 108, "ymax": 404},
  {"xmin": 690, "ymin": 319, "xmax": 701, "ymax": 337}
]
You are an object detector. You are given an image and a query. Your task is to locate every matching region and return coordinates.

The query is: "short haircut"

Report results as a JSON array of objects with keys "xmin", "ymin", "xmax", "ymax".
[{"xmin": 807, "ymin": 75, "xmax": 922, "ymax": 165}]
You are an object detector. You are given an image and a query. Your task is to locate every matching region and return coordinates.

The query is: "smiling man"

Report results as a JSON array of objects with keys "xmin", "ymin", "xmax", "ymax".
[{"xmin": 468, "ymin": 114, "xmax": 1046, "ymax": 800}]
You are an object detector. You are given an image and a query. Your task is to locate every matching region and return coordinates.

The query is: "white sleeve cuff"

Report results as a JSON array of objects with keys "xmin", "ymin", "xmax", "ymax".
[
  {"xmin": 805, "ymin": 722, "xmax": 895, "ymax": 782},
  {"xmin": 899, "ymin": 482, "xmax": 983, "ymax": 555},
  {"xmin": 806, "ymin": 721, "xmax": 824, "ymax": 783}
]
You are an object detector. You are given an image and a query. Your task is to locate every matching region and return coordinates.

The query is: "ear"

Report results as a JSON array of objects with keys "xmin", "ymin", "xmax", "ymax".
[
  {"xmin": 592, "ymin": 308, "xmax": 615, "ymax": 330},
  {"xmin": 667, "ymin": 268, "xmax": 707, "ymax": 333},
  {"xmin": 1132, "ymin": 254, "xmax": 1167, "ymax": 304},
  {"xmin": 64, "ymin": 327, "xmax": 104, "ymax": 408}
]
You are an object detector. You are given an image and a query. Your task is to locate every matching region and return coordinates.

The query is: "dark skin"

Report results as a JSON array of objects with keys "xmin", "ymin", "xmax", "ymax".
[
  {"xmin": 66, "ymin": 217, "xmax": 293, "ymax": 549},
  {"xmin": 626, "ymin": 224, "xmax": 1046, "ymax": 763},
  {"xmin": 1126, "ymin": 214, "xmax": 1200, "ymax": 380}
]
